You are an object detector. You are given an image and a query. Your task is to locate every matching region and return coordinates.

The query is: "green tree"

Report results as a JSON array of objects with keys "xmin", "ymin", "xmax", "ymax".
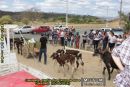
[
  {"xmin": 0, "ymin": 15, "xmax": 13, "ymax": 24},
  {"xmin": 120, "ymin": 12, "xmax": 130, "ymax": 32},
  {"xmin": 57, "ymin": 16, "xmax": 65, "ymax": 22}
]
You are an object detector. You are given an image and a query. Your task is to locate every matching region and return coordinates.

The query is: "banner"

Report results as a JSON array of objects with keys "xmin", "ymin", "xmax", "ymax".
[{"xmin": 0, "ymin": 25, "xmax": 5, "ymax": 63}]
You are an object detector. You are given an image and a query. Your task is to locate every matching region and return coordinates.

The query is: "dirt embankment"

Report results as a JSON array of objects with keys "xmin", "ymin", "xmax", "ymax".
[{"xmin": 30, "ymin": 21, "xmax": 120, "ymax": 29}]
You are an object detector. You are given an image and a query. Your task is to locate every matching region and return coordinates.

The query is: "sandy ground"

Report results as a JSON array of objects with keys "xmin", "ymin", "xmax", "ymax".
[{"xmin": 16, "ymin": 44, "xmax": 117, "ymax": 87}]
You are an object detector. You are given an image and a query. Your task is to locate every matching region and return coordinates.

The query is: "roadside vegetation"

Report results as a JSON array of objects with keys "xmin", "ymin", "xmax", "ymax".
[
  {"xmin": 120, "ymin": 12, "xmax": 130, "ymax": 32},
  {"xmin": 0, "ymin": 7, "xmax": 105, "ymax": 25},
  {"xmin": 0, "ymin": 7, "xmax": 130, "ymax": 32}
]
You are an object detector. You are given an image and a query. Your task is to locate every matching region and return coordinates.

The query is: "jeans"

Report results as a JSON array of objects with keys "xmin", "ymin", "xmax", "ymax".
[
  {"xmin": 83, "ymin": 40, "xmax": 86, "ymax": 48},
  {"xmin": 60, "ymin": 37, "xmax": 64, "ymax": 46},
  {"xmin": 39, "ymin": 48, "xmax": 47, "ymax": 64},
  {"xmin": 64, "ymin": 40, "xmax": 67, "ymax": 46},
  {"xmin": 67, "ymin": 40, "xmax": 71, "ymax": 47},
  {"xmin": 93, "ymin": 40, "xmax": 99, "ymax": 52},
  {"xmin": 102, "ymin": 42, "xmax": 108, "ymax": 50},
  {"xmin": 53, "ymin": 38, "xmax": 58, "ymax": 44},
  {"xmin": 16, "ymin": 44, "xmax": 22, "ymax": 55}
]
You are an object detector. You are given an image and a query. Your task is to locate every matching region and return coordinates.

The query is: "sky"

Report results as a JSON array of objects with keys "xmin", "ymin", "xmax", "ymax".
[{"xmin": 0, "ymin": 0, "xmax": 130, "ymax": 18}]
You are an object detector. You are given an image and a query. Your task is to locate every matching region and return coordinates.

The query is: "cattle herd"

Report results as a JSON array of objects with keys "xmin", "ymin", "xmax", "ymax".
[
  {"xmin": 50, "ymin": 48, "xmax": 120, "ymax": 80},
  {"xmin": 12, "ymin": 37, "xmax": 120, "ymax": 80},
  {"xmin": 50, "ymin": 49, "xmax": 84, "ymax": 78}
]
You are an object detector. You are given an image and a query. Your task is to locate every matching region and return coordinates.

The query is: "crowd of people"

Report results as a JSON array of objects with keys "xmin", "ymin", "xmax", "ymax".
[
  {"xmin": 13, "ymin": 27, "xmax": 127, "ymax": 62},
  {"xmin": 47, "ymin": 28, "xmax": 126, "ymax": 54},
  {"xmin": 13, "ymin": 27, "xmax": 130, "ymax": 87},
  {"xmin": 47, "ymin": 28, "xmax": 130, "ymax": 87},
  {"xmin": 48, "ymin": 28, "xmax": 81, "ymax": 48}
]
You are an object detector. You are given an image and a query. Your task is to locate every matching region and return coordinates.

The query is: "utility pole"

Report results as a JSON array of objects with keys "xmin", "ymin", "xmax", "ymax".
[
  {"xmin": 106, "ymin": 6, "xmax": 109, "ymax": 27},
  {"xmin": 66, "ymin": 0, "xmax": 68, "ymax": 28},
  {"xmin": 64, "ymin": 0, "xmax": 69, "ymax": 49},
  {"xmin": 119, "ymin": 0, "xmax": 123, "ymax": 28}
]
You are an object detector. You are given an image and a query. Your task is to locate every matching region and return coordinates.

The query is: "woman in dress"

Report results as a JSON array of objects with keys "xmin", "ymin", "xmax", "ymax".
[
  {"xmin": 75, "ymin": 32, "xmax": 80, "ymax": 49},
  {"xmin": 112, "ymin": 32, "xmax": 130, "ymax": 87}
]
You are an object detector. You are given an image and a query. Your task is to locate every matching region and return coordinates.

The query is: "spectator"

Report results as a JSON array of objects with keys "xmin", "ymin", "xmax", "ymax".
[
  {"xmin": 48, "ymin": 31, "xmax": 53, "ymax": 44},
  {"xmin": 15, "ymin": 37, "xmax": 24, "ymax": 55},
  {"xmin": 82, "ymin": 31, "xmax": 88, "ymax": 48},
  {"xmin": 102, "ymin": 31, "xmax": 108, "ymax": 51},
  {"xmin": 52, "ymin": 30, "xmax": 58, "ymax": 45},
  {"xmin": 93, "ymin": 30, "xmax": 100, "ymax": 53},
  {"xmin": 60, "ymin": 30, "xmax": 65, "ymax": 46},
  {"xmin": 64, "ymin": 32, "xmax": 68, "ymax": 46},
  {"xmin": 88, "ymin": 30, "xmax": 94, "ymax": 46},
  {"xmin": 58, "ymin": 30, "xmax": 61, "ymax": 44},
  {"xmin": 75, "ymin": 32, "xmax": 80, "ymax": 49},
  {"xmin": 108, "ymin": 31, "xmax": 117, "ymax": 51},
  {"xmin": 112, "ymin": 32, "xmax": 130, "ymax": 87},
  {"xmin": 67, "ymin": 31, "xmax": 72, "ymax": 47},
  {"xmin": 39, "ymin": 34, "xmax": 47, "ymax": 65},
  {"xmin": 71, "ymin": 34, "xmax": 75, "ymax": 47}
]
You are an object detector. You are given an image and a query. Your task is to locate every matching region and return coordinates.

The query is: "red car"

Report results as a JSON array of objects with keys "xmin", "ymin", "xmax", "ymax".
[{"xmin": 32, "ymin": 26, "xmax": 51, "ymax": 34}]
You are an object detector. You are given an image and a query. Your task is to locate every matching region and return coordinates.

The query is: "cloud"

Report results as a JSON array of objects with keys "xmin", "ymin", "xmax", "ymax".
[
  {"xmin": 0, "ymin": 0, "xmax": 9, "ymax": 10},
  {"xmin": 0, "ymin": 5, "xmax": 8, "ymax": 9},
  {"xmin": 0, "ymin": 0, "xmax": 130, "ymax": 17},
  {"xmin": 11, "ymin": 0, "xmax": 33, "ymax": 11}
]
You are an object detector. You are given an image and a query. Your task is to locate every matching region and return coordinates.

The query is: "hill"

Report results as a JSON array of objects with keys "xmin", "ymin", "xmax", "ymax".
[{"xmin": 0, "ymin": 10, "xmax": 105, "ymax": 24}]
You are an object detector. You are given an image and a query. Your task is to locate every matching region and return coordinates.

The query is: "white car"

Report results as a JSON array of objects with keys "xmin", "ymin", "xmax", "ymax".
[
  {"xmin": 100, "ymin": 28, "xmax": 112, "ymax": 32},
  {"xmin": 101, "ymin": 27, "xmax": 124, "ymax": 36},
  {"xmin": 13, "ymin": 25, "xmax": 34, "ymax": 34},
  {"xmin": 53, "ymin": 25, "xmax": 67, "ymax": 31},
  {"xmin": 111, "ymin": 28, "xmax": 124, "ymax": 36}
]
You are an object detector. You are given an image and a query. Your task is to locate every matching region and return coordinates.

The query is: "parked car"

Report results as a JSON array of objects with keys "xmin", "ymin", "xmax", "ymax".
[
  {"xmin": 31, "ymin": 26, "xmax": 51, "ymax": 34},
  {"xmin": 100, "ymin": 27, "xmax": 112, "ymax": 32},
  {"xmin": 53, "ymin": 25, "xmax": 66, "ymax": 31},
  {"xmin": 112, "ymin": 28, "xmax": 124, "ymax": 36},
  {"xmin": 13, "ymin": 25, "xmax": 34, "ymax": 34},
  {"xmin": 100, "ymin": 27, "xmax": 124, "ymax": 36}
]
